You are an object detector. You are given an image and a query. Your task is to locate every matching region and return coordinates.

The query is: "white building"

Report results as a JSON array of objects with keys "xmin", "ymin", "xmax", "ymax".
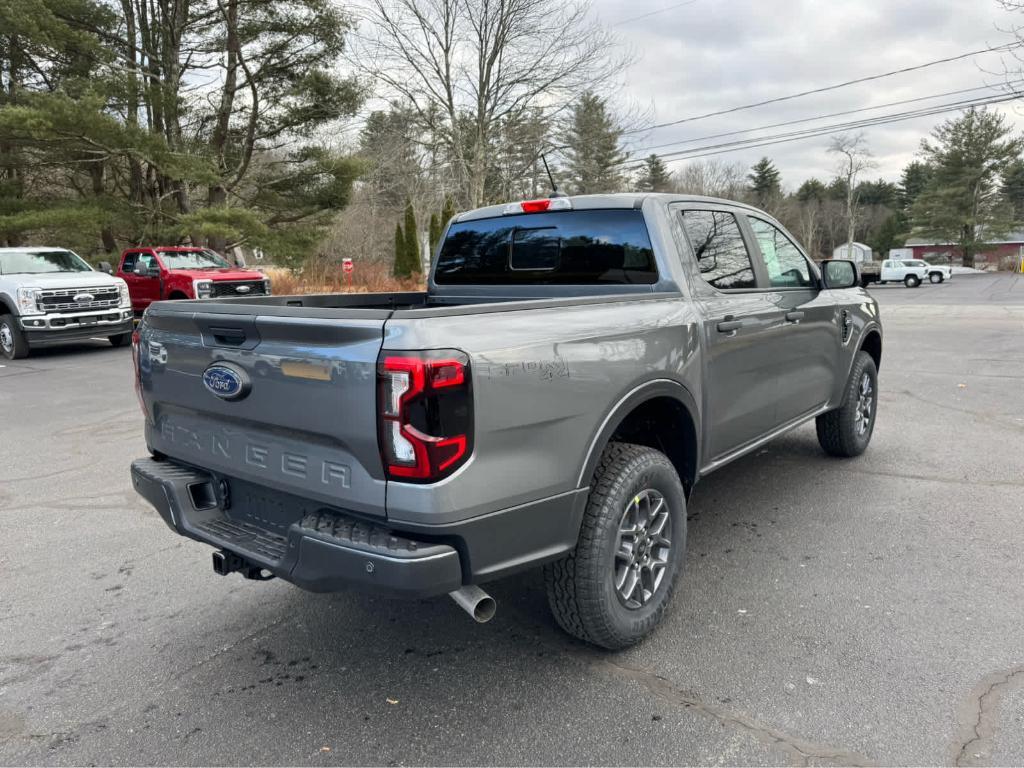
[{"xmin": 832, "ymin": 242, "xmax": 872, "ymax": 263}]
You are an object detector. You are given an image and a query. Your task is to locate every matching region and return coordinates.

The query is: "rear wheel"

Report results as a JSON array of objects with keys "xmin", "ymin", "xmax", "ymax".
[
  {"xmin": 929, "ymin": 272, "xmax": 943, "ymax": 284},
  {"xmin": 109, "ymin": 332, "xmax": 132, "ymax": 347},
  {"xmin": 816, "ymin": 350, "xmax": 878, "ymax": 458},
  {"xmin": 0, "ymin": 314, "xmax": 29, "ymax": 360},
  {"xmin": 904, "ymin": 274, "xmax": 921, "ymax": 288},
  {"xmin": 544, "ymin": 442, "xmax": 686, "ymax": 650}
]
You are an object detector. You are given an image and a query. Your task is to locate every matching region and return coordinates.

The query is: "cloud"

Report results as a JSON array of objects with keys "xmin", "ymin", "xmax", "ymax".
[{"xmin": 601, "ymin": 0, "xmax": 1024, "ymax": 187}]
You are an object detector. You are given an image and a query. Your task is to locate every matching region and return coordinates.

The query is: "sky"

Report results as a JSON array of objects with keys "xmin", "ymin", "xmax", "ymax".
[{"xmin": 594, "ymin": 0, "xmax": 1024, "ymax": 189}]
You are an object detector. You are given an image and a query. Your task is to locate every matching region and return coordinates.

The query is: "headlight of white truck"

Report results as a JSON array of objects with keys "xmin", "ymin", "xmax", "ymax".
[
  {"xmin": 16, "ymin": 287, "xmax": 41, "ymax": 315},
  {"xmin": 117, "ymin": 282, "xmax": 131, "ymax": 307},
  {"xmin": 193, "ymin": 279, "xmax": 213, "ymax": 299}
]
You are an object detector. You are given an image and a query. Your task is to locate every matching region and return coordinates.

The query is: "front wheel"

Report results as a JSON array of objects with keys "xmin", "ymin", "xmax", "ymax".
[
  {"xmin": 544, "ymin": 442, "xmax": 686, "ymax": 650},
  {"xmin": 0, "ymin": 314, "xmax": 29, "ymax": 360},
  {"xmin": 816, "ymin": 350, "xmax": 878, "ymax": 457},
  {"xmin": 109, "ymin": 332, "xmax": 132, "ymax": 347},
  {"xmin": 929, "ymin": 272, "xmax": 944, "ymax": 283},
  {"xmin": 904, "ymin": 274, "xmax": 921, "ymax": 288}
]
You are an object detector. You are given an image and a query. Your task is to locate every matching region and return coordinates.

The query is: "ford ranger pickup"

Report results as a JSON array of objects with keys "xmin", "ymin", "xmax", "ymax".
[
  {"xmin": 114, "ymin": 246, "xmax": 270, "ymax": 314},
  {"xmin": 129, "ymin": 193, "xmax": 883, "ymax": 649},
  {"xmin": 0, "ymin": 247, "xmax": 134, "ymax": 359}
]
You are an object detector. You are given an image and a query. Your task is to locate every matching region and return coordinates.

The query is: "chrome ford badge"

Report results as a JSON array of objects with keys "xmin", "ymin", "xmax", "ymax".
[
  {"xmin": 202, "ymin": 362, "xmax": 250, "ymax": 401},
  {"xmin": 74, "ymin": 293, "xmax": 95, "ymax": 303},
  {"xmin": 235, "ymin": 285, "xmax": 252, "ymax": 294}
]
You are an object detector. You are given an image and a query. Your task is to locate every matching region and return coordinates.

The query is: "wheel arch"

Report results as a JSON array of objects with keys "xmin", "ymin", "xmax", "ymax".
[
  {"xmin": 0, "ymin": 294, "xmax": 16, "ymax": 315},
  {"xmin": 859, "ymin": 327, "xmax": 882, "ymax": 372},
  {"xmin": 577, "ymin": 379, "xmax": 700, "ymax": 497}
]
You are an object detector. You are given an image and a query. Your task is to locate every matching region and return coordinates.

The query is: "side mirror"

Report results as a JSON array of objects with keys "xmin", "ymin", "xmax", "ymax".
[
  {"xmin": 821, "ymin": 259, "xmax": 859, "ymax": 289},
  {"xmin": 136, "ymin": 264, "xmax": 157, "ymax": 278},
  {"xmin": 98, "ymin": 261, "xmax": 113, "ymax": 274}
]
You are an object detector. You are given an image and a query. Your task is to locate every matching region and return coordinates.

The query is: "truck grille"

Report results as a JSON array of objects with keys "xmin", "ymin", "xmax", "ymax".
[
  {"xmin": 37, "ymin": 286, "xmax": 121, "ymax": 313},
  {"xmin": 210, "ymin": 280, "xmax": 266, "ymax": 298}
]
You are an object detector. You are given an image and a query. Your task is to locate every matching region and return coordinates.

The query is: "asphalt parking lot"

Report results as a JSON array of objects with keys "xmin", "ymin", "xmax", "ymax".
[{"xmin": 1, "ymin": 273, "xmax": 1022, "ymax": 766}]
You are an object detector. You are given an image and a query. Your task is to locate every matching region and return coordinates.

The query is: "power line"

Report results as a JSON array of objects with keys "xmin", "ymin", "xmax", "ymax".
[
  {"xmin": 625, "ymin": 81, "xmax": 1024, "ymax": 155},
  {"xmin": 622, "ymin": 42, "xmax": 1022, "ymax": 136},
  {"xmin": 617, "ymin": 90, "xmax": 1024, "ymax": 169},
  {"xmin": 610, "ymin": 0, "xmax": 698, "ymax": 27}
]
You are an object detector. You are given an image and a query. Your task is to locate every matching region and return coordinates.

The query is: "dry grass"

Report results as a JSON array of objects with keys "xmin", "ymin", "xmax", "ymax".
[{"xmin": 264, "ymin": 260, "xmax": 424, "ymax": 295}]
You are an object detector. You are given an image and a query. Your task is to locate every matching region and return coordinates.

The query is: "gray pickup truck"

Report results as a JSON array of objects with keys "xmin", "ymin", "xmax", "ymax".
[{"xmin": 130, "ymin": 193, "xmax": 882, "ymax": 649}]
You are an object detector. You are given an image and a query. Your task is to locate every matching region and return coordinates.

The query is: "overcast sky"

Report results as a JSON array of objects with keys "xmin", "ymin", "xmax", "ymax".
[{"xmin": 595, "ymin": 0, "xmax": 1024, "ymax": 189}]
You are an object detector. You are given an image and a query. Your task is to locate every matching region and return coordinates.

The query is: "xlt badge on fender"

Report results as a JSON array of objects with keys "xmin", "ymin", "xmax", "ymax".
[{"xmin": 202, "ymin": 362, "xmax": 250, "ymax": 401}]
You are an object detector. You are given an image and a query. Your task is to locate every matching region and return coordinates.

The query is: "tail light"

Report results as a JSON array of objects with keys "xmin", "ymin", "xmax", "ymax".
[
  {"xmin": 377, "ymin": 350, "xmax": 472, "ymax": 482},
  {"xmin": 131, "ymin": 330, "xmax": 148, "ymax": 419}
]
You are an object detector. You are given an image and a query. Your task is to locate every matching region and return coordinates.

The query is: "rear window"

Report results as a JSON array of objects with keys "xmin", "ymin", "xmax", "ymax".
[{"xmin": 434, "ymin": 210, "xmax": 658, "ymax": 285}]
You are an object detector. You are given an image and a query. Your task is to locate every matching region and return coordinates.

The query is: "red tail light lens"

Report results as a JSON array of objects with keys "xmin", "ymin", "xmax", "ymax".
[{"xmin": 377, "ymin": 351, "xmax": 472, "ymax": 482}]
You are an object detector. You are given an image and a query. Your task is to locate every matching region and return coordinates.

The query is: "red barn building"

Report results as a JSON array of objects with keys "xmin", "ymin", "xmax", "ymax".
[{"xmin": 903, "ymin": 232, "xmax": 1024, "ymax": 270}]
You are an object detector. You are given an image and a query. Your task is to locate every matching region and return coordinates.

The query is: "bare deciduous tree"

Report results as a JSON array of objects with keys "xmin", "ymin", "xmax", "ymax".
[
  {"xmin": 828, "ymin": 132, "xmax": 875, "ymax": 259},
  {"xmin": 353, "ymin": 0, "xmax": 624, "ymax": 207},
  {"xmin": 671, "ymin": 159, "xmax": 747, "ymax": 198}
]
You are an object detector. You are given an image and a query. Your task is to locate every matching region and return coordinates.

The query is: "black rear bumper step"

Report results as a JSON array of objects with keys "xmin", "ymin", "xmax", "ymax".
[{"xmin": 130, "ymin": 457, "xmax": 462, "ymax": 597}]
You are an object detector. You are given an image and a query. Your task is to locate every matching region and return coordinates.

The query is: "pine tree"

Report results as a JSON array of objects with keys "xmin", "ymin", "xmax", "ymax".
[
  {"xmin": 562, "ymin": 91, "xmax": 626, "ymax": 194},
  {"xmin": 636, "ymin": 154, "xmax": 671, "ymax": 192},
  {"xmin": 403, "ymin": 199, "xmax": 421, "ymax": 274},
  {"xmin": 747, "ymin": 157, "xmax": 781, "ymax": 207},
  {"xmin": 429, "ymin": 213, "xmax": 442, "ymax": 254},
  {"xmin": 1001, "ymin": 158, "xmax": 1024, "ymax": 222},
  {"xmin": 910, "ymin": 108, "xmax": 1024, "ymax": 267},
  {"xmin": 393, "ymin": 221, "xmax": 407, "ymax": 277},
  {"xmin": 898, "ymin": 161, "xmax": 932, "ymax": 212},
  {"xmin": 441, "ymin": 197, "xmax": 456, "ymax": 227}
]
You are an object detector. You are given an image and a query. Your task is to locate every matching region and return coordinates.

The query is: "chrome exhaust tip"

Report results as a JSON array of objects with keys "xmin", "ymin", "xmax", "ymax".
[{"xmin": 448, "ymin": 585, "xmax": 496, "ymax": 623}]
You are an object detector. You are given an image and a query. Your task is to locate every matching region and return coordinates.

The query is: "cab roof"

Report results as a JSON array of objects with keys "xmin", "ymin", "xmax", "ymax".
[{"xmin": 452, "ymin": 193, "xmax": 763, "ymax": 222}]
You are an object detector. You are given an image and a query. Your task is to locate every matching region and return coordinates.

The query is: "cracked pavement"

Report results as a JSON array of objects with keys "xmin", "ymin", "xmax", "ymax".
[{"xmin": 1, "ymin": 273, "xmax": 1023, "ymax": 765}]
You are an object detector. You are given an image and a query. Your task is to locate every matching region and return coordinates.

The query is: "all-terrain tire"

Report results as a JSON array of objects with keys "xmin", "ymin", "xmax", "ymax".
[
  {"xmin": 816, "ymin": 350, "xmax": 878, "ymax": 458},
  {"xmin": 109, "ymin": 332, "xmax": 132, "ymax": 347},
  {"xmin": 929, "ymin": 272, "xmax": 943, "ymax": 284},
  {"xmin": 904, "ymin": 274, "xmax": 921, "ymax": 288},
  {"xmin": 543, "ymin": 442, "xmax": 686, "ymax": 650},
  {"xmin": 0, "ymin": 314, "xmax": 29, "ymax": 360}
]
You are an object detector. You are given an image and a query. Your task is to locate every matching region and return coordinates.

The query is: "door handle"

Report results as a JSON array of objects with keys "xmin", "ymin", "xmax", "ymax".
[
  {"xmin": 716, "ymin": 319, "xmax": 745, "ymax": 333},
  {"xmin": 785, "ymin": 311, "xmax": 805, "ymax": 323}
]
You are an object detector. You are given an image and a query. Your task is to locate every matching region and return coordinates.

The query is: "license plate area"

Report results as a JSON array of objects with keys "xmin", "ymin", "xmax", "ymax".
[{"xmin": 223, "ymin": 476, "xmax": 326, "ymax": 536}]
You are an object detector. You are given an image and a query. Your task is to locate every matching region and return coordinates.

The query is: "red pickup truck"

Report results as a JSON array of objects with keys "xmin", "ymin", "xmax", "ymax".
[{"xmin": 115, "ymin": 246, "xmax": 271, "ymax": 314}]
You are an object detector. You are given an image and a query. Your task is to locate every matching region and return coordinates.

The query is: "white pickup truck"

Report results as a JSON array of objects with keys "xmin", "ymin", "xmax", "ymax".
[
  {"xmin": 878, "ymin": 259, "xmax": 952, "ymax": 287},
  {"xmin": 0, "ymin": 247, "xmax": 134, "ymax": 359}
]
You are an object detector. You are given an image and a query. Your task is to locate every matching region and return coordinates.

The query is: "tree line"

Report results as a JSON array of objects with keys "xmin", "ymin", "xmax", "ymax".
[{"xmin": 2, "ymin": 0, "xmax": 1023, "ymax": 271}]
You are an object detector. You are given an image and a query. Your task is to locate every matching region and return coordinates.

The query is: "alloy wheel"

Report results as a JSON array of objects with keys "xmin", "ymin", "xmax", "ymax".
[
  {"xmin": 613, "ymin": 489, "xmax": 672, "ymax": 609},
  {"xmin": 854, "ymin": 371, "xmax": 874, "ymax": 436}
]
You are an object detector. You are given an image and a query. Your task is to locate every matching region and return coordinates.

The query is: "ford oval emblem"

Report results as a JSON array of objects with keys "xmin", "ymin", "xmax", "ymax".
[
  {"xmin": 235, "ymin": 285, "xmax": 252, "ymax": 294},
  {"xmin": 74, "ymin": 292, "xmax": 95, "ymax": 303},
  {"xmin": 202, "ymin": 363, "xmax": 250, "ymax": 401}
]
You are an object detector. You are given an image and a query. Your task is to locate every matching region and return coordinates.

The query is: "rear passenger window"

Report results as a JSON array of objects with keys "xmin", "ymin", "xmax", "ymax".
[
  {"xmin": 680, "ymin": 210, "xmax": 756, "ymax": 290},
  {"xmin": 748, "ymin": 218, "xmax": 813, "ymax": 288}
]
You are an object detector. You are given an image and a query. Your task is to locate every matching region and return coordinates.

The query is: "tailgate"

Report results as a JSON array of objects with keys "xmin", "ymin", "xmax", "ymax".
[{"xmin": 138, "ymin": 306, "xmax": 388, "ymax": 517}]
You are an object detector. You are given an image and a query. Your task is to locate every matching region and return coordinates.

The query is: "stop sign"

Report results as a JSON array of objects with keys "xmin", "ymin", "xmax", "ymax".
[{"xmin": 342, "ymin": 258, "xmax": 353, "ymax": 274}]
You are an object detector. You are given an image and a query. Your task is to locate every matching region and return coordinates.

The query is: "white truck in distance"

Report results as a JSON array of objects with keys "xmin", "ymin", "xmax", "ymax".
[
  {"xmin": 0, "ymin": 247, "xmax": 135, "ymax": 359},
  {"xmin": 877, "ymin": 258, "xmax": 952, "ymax": 287}
]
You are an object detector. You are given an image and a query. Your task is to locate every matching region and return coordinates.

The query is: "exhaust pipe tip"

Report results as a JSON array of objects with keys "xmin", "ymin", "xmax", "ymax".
[{"xmin": 449, "ymin": 585, "xmax": 496, "ymax": 623}]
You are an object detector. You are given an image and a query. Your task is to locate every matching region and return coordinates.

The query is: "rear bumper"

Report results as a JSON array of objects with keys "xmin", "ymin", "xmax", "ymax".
[
  {"xmin": 130, "ymin": 457, "xmax": 463, "ymax": 598},
  {"xmin": 131, "ymin": 455, "xmax": 587, "ymax": 597}
]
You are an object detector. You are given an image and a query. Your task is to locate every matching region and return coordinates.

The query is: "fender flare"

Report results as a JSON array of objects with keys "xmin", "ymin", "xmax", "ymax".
[
  {"xmin": 575, "ymin": 378, "xmax": 700, "ymax": 489},
  {"xmin": 848, "ymin": 322, "xmax": 883, "ymax": 378},
  {"xmin": 0, "ymin": 294, "xmax": 17, "ymax": 316}
]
